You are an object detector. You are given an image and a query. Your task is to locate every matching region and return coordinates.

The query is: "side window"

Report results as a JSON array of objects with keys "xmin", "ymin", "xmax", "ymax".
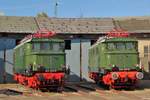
[{"xmin": 65, "ymin": 40, "xmax": 71, "ymax": 50}]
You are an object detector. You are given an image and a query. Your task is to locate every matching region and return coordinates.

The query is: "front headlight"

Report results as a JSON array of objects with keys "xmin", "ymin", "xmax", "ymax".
[
  {"xmin": 136, "ymin": 72, "xmax": 144, "ymax": 79},
  {"xmin": 111, "ymin": 72, "xmax": 119, "ymax": 80}
]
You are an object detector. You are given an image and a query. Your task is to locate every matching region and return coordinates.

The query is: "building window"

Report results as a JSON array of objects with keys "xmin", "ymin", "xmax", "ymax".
[
  {"xmin": 65, "ymin": 40, "xmax": 71, "ymax": 50},
  {"xmin": 144, "ymin": 46, "xmax": 148, "ymax": 53},
  {"xmin": 91, "ymin": 40, "xmax": 96, "ymax": 45},
  {"xmin": 16, "ymin": 39, "xmax": 21, "ymax": 45},
  {"xmin": 144, "ymin": 46, "xmax": 148, "ymax": 57},
  {"xmin": 1, "ymin": 34, "xmax": 8, "ymax": 37}
]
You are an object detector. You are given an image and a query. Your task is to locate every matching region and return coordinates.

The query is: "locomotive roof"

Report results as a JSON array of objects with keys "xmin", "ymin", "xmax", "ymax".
[
  {"xmin": 31, "ymin": 38, "xmax": 64, "ymax": 42},
  {"xmin": 14, "ymin": 38, "xmax": 64, "ymax": 49},
  {"xmin": 104, "ymin": 37, "xmax": 137, "ymax": 42},
  {"xmin": 90, "ymin": 37, "xmax": 137, "ymax": 49}
]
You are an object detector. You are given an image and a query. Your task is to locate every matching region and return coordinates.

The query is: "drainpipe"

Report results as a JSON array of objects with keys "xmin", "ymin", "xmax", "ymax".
[
  {"xmin": 3, "ymin": 48, "xmax": 6, "ymax": 83},
  {"xmin": 80, "ymin": 39, "xmax": 82, "ymax": 81}
]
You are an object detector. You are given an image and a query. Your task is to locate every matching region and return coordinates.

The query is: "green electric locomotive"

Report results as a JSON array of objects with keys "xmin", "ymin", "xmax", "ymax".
[
  {"xmin": 14, "ymin": 30, "xmax": 66, "ymax": 91},
  {"xmin": 89, "ymin": 31, "xmax": 143, "ymax": 89}
]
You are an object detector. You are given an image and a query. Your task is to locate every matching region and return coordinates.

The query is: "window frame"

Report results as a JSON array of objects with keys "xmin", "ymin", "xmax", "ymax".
[
  {"xmin": 126, "ymin": 42, "xmax": 135, "ymax": 50},
  {"xmin": 116, "ymin": 42, "xmax": 126, "ymax": 50},
  {"xmin": 107, "ymin": 43, "xmax": 116, "ymax": 50}
]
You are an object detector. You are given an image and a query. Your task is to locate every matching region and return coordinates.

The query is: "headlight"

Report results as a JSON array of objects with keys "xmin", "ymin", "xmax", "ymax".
[
  {"xmin": 111, "ymin": 72, "xmax": 119, "ymax": 80},
  {"xmin": 136, "ymin": 72, "xmax": 144, "ymax": 79}
]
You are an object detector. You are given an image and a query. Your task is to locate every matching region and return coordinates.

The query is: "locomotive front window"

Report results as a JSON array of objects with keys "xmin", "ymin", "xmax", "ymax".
[
  {"xmin": 107, "ymin": 43, "xmax": 115, "ymax": 50},
  {"xmin": 126, "ymin": 43, "xmax": 134, "ymax": 49},
  {"xmin": 116, "ymin": 43, "xmax": 125, "ymax": 50},
  {"xmin": 52, "ymin": 43, "xmax": 61, "ymax": 51},
  {"xmin": 40, "ymin": 43, "xmax": 49, "ymax": 50},
  {"xmin": 50, "ymin": 42, "xmax": 64, "ymax": 52},
  {"xmin": 32, "ymin": 43, "xmax": 40, "ymax": 51},
  {"xmin": 59, "ymin": 43, "xmax": 65, "ymax": 50}
]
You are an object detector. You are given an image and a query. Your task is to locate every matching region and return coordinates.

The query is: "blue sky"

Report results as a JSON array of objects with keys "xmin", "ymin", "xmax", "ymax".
[{"xmin": 0, "ymin": 0, "xmax": 150, "ymax": 17}]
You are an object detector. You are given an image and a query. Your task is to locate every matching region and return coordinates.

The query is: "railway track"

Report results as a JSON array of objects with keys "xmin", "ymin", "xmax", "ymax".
[
  {"xmin": 0, "ymin": 83, "xmax": 143, "ymax": 99},
  {"xmin": 2, "ymin": 83, "xmax": 105, "ymax": 96}
]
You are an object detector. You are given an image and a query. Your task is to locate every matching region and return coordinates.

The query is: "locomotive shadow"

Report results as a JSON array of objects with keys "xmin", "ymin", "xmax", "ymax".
[
  {"xmin": 137, "ymin": 80, "xmax": 150, "ymax": 90},
  {"xmin": 135, "ymin": 71, "xmax": 150, "ymax": 90},
  {"xmin": 0, "ymin": 58, "xmax": 5, "ymax": 83},
  {"xmin": 0, "ymin": 89, "xmax": 23, "ymax": 96},
  {"xmin": 66, "ymin": 71, "xmax": 89, "ymax": 82},
  {"xmin": 64, "ymin": 72, "xmax": 95, "ymax": 93},
  {"xmin": 93, "ymin": 80, "xmax": 150, "ymax": 91}
]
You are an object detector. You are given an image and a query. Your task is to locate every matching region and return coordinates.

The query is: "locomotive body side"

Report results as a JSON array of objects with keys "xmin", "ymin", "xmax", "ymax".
[{"xmin": 89, "ymin": 37, "xmax": 143, "ymax": 89}]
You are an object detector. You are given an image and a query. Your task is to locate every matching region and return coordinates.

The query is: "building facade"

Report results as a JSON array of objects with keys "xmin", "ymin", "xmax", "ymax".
[{"xmin": 0, "ymin": 16, "xmax": 150, "ymax": 83}]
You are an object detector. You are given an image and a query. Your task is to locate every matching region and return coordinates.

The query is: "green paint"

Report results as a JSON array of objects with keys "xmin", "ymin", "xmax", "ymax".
[
  {"xmin": 14, "ymin": 38, "xmax": 65, "ymax": 73},
  {"xmin": 89, "ymin": 37, "xmax": 139, "ymax": 71}
]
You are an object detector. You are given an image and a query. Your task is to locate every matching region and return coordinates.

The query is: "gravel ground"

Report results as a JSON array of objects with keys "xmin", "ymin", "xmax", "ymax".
[{"xmin": 0, "ymin": 80, "xmax": 150, "ymax": 100}]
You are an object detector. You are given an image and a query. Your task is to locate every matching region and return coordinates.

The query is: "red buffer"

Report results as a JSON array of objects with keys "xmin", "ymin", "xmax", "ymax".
[
  {"xmin": 14, "ymin": 72, "xmax": 65, "ymax": 90},
  {"xmin": 102, "ymin": 71, "xmax": 143, "ymax": 89},
  {"xmin": 89, "ymin": 71, "xmax": 143, "ymax": 89}
]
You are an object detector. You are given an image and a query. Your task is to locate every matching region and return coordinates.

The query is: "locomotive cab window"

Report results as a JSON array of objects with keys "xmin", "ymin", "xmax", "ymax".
[
  {"xmin": 40, "ymin": 42, "xmax": 49, "ymax": 50},
  {"xmin": 52, "ymin": 42, "xmax": 64, "ymax": 52},
  {"xmin": 107, "ymin": 43, "xmax": 116, "ymax": 50},
  {"xmin": 32, "ymin": 42, "xmax": 50, "ymax": 51},
  {"xmin": 32, "ymin": 43, "xmax": 40, "ymax": 51},
  {"xmin": 116, "ymin": 43, "xmax": 125, "ymax": 50},
  {"xmin": 59, "ymin": 43, "xmax": 65, "ymax": 51},
  {"xmin": 126, "ymin": 43, "xmax": 135, "ymax": 50}
]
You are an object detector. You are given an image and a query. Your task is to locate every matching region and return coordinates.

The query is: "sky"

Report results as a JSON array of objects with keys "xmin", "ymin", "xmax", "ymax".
[{"xmin": 0, "ymin": 0, "xmax": 150, "ymax": 17}]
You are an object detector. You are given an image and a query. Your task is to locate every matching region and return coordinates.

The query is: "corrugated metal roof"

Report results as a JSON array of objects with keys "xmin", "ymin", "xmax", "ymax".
[
  {"xmin": 0, "ymin": 16, "xmax": 150, "ymax": 34},
  {"xmin": 114, "ymin": 17, "xmax": 150, "ymax": 33},
  {"xmin": 35, "ymin": 17, "xmax": 115, "ymax": 34},
  {"xmin": 0, "ymin": 16, "xmax": 38, "ymax": 33}
]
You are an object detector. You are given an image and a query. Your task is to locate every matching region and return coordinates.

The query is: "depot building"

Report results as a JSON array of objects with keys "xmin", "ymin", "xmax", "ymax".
[{"xmin": 0, "ymin": 15, "xmax": 150, "ymax": 83}]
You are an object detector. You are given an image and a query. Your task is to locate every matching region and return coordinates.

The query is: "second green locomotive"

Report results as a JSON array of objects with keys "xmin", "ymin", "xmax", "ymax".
[{"xmin": 89, "ymin": 31, "xmax": 143, "ymax": 89}]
